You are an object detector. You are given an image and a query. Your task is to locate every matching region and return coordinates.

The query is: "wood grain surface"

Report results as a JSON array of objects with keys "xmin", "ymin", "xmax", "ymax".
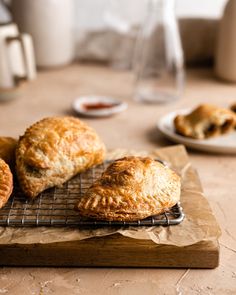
[{"xmin": 0, "ymin": 234, "xmax": 219, "ymax": 268}]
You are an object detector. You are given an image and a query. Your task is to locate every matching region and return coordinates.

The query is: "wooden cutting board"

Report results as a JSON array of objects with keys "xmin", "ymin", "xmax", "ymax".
[{"xmin": 0, "ymin": 233, "xmax": 219, "ymax": 268}]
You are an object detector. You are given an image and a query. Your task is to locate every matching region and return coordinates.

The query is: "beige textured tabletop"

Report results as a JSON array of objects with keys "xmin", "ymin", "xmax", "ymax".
[{"xmin": 0, "ymin": 64, "xmax": 236, "ymax": 295}]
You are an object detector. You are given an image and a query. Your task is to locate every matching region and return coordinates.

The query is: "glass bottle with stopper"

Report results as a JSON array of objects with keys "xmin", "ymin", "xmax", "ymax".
[{"xmin": 133, "ymin": 0, "xmax": 184, "ymax": 103}]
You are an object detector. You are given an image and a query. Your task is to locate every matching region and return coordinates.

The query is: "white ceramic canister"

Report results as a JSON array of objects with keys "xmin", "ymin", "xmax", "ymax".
[
  {"xmin": 11, "ymin": 0, "xmax": 74, "ymax": 68},
  {"xmin": 215, "ymin": 0, "xmax": 236, "ymax": 82},
  {"xmin": 0, "ymin": 22, "xmax": 19, "ymax": 88}
]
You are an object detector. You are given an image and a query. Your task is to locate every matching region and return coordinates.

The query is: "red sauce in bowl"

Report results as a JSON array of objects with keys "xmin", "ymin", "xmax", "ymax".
[{"xmin": 82, "ymin": 102, "xmax": 118, "ymax": 111}]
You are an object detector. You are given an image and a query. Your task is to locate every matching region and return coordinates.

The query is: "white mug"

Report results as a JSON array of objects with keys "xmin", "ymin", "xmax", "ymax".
[{"xmin": 0, "ymin": 22, "xmax": 36, "ymax": 89}]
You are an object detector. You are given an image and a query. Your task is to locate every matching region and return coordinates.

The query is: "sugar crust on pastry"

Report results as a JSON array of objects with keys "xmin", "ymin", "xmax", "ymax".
[
  {"xmin": 174, "ymin": 104, "xmax": 236, "ymax": 139},
  {"xmin": 16, "ymin": 116, "xmax": 106, "ymax": 198},
  {"xmin": 0, "ymin": 158, "xmax": 13, "ymax": 209},
  {"xmin": 75, "ymin": 156, "xmax": 181, "ymax": 221},
  {"xmin": 0, "ymin": 137, "xmax": 17, "ymax": 168}
]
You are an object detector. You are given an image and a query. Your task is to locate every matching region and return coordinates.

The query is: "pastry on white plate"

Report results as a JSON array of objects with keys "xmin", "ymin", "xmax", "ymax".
[{"xmin": 174, "ymin": 104, "xmax": 236, "ymax": 139}]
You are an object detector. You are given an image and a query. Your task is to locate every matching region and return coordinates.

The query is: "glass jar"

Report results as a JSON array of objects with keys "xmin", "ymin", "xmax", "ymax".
[{"xmin": 133, "ymin": 0, "xmax": 184, "ymax": 103}]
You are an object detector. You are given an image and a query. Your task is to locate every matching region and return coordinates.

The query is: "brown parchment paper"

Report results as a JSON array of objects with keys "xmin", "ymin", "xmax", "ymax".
[{"xmin": 0, "ymin": 145, "xmax": 221, "ymax": 247}]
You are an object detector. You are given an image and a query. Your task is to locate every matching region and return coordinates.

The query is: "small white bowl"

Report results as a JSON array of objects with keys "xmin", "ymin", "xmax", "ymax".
[{"xmin": 72, "ymin": 96, "xmax": 128, "ymax": 118}]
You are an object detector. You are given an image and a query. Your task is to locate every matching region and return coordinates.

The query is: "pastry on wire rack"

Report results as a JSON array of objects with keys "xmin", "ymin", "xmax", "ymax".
[
  {"xmin": 75, "ymin": 156, "xmax": 181, "ymax": 221},
  {"xmin": 174, "ymin": 104, "xmax": 236, "ymax": 139},
  {"xmin": 0, "ymin": 137, "xmax": 17, "ymax": 169},
  {"xmin": 16, "ymin": 116, "xmax": 106, "ymax": 198},
  {"xmin": 0, "ymin": 158, "xmax": 13, "ymax": 209}
]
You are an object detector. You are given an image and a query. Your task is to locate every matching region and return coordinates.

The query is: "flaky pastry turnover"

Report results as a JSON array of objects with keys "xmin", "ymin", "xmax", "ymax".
[
  {"xmin": 0, "ymin": 137, "xmax": 17, "ymax": 168},
  {"xmin": 174, "ymin": 104, "xmax": 236, "ymax": 139},
  {"xmin": 16, "ymin": 117, "xmax": 106, "ymax": 198},
  {"xmin": 75, "ymin": 156, "xmax": 181, "ymax": 221},
  {"xmin": 0, "ymin": 158, "xmax": 13, "ymax": 209}
]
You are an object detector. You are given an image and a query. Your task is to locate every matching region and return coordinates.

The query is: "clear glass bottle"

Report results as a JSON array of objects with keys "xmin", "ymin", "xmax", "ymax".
[{"xmin": 133, "ymin": 0, "xmax": 184, "ymax": 103}]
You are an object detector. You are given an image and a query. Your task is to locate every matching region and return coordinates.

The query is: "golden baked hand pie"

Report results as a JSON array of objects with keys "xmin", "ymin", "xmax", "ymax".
[
  {"xmin": 75, "ymin": 156, "xmax": 181, "ymax": 221},
  {"xmin": 0, "ymin": 158, "xmax": 13, "ymax": 209},
  {"xmin": 0, "ymin": 137, "xmax": 17, "ymax": 168},
  {"xmin": 16, "ymin": 116, "xmax": 106, "ymax": 198},
  {"xmin": 174, "ymin": 104, "xmax": 236, "ymax": 139}
]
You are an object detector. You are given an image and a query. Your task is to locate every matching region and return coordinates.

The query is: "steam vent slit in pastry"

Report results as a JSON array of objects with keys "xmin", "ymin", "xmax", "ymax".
[
  {"xmin": 0, "ymin": 158, "xmax": 13, "ymax": 209},
  {"xmin": 174, "ymin": 104, "xmax": 236, "ymax": 139},
  {"xmin": 76, "ymin": 156, "xmax": 181, "ymax": 221},
  {"xmin": 16, "ymin": 116, "xmax": 106, "ymax": 198}
]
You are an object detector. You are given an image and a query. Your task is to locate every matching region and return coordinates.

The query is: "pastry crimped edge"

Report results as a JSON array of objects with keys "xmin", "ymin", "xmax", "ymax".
[
  {"xmin": 76, "ymin": 156, "xmax": 181, "ymax": 222},
  {"xmin": 16, "ymin": 116, "xmax": 106, "ymax": 198},
  {"xmin": 174, "ymin": 104, "xmax": 236, "ymax": 139},
  {"xmin": 0, "ymin": 158, "xmax": 13, "ymax": 209}
]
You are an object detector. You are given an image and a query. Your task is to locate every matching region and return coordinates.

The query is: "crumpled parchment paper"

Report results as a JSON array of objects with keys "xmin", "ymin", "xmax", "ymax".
[{"xmin": 0, "ymin": 145, "xmax": 221, "ymax": 247}]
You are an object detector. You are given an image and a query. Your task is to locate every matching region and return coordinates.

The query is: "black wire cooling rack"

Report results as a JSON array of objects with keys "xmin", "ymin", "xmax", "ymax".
[{"xmin": 0, "ymin": 160, "xmax": 185, "ymax": 227}]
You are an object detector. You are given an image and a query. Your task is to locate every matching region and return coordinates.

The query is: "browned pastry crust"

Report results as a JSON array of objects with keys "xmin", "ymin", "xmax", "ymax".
[
  {"xmin": 174, "ymin": 104, "xmax": 236, "ymax": 139},
  {"xmin": 75, "ymin": 156, "xmax": 181, "ymax": 221},
  {"xmin": 0, "ymin": 158, "xmax": 13, "ymax": 209},
  {"xmin": 16, "ymin": 116, "xmax": 106, "ymax": 198},
  {"xmin": 0, "ymin": 137, "xmax": 17, "ymax": 168}
]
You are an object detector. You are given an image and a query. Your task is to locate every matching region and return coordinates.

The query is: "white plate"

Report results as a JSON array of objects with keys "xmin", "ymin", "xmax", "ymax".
[
  {"xmin": 157, "ymin": 109, "xmax": 236, "ymax": 154},
  {"xmin": 72, "ymin": 96, "xmax": 128, "ymax": 117}
]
